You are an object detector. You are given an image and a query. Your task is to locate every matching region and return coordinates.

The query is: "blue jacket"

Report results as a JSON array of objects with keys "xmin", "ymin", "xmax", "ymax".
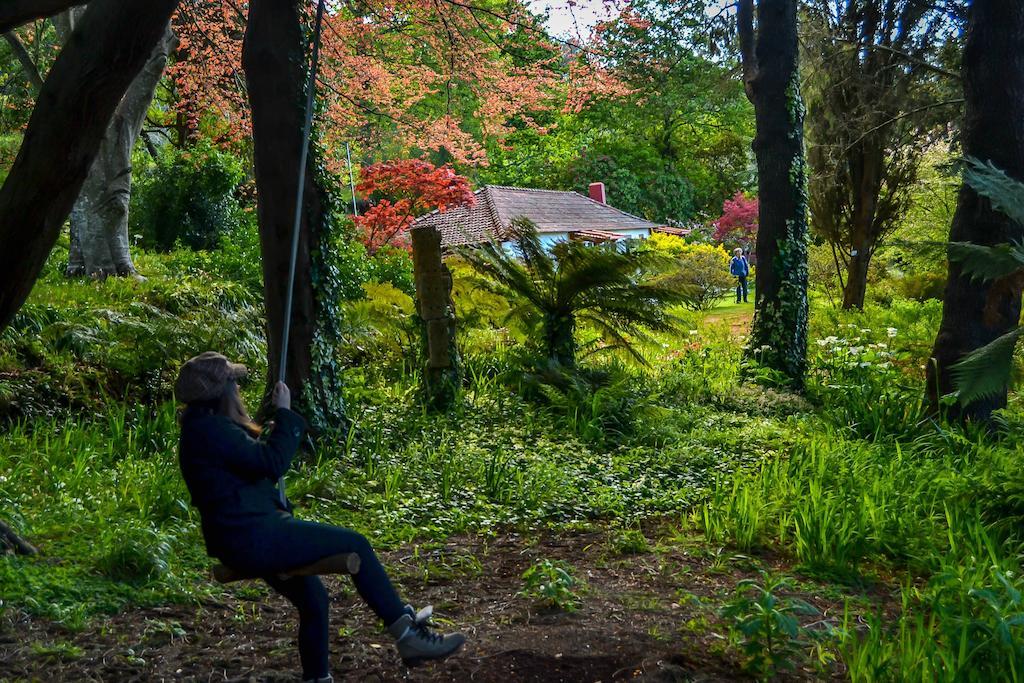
[
  {"xmin": 730, "ymin": 255, "xmax": 749, "ymax": 277},
  {"xmin": 178, "ymin": 405, "xmax": 306, "ymax": 555}
]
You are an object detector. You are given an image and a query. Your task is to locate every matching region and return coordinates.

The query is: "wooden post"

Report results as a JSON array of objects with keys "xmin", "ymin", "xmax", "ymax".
[{"xmin": 411, "ymin": 226, "xmax": 459, "ymax": 410}]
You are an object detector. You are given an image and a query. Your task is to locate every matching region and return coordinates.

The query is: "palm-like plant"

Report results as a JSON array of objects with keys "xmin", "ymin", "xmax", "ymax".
[
  {"xmin": 457, "ymin": 219, "xmax": 685, "ymax": 367},
  {"xmin": 947, "ymin": 158, "xmax": 1024, "ymax": 405}
]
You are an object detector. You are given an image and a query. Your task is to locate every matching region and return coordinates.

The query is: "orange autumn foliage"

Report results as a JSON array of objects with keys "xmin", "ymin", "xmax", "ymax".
[{"xmin": 169, "ymin": 0, "xmax": 626, "ymax": 166}]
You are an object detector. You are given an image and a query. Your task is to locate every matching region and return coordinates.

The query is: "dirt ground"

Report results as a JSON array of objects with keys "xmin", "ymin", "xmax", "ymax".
[{"xmin": 0, "ymin": 528, "xmax": 879, "ymax": 682}]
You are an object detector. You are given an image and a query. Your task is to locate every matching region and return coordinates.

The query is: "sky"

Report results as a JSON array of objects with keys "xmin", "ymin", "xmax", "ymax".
[
  {"xmin": 528, "ymin": 0, "xmax": 616, "ymax": 39},
  {"xmin": 530, "ymin": 0, "xmax": 735, "ymax": 40}
]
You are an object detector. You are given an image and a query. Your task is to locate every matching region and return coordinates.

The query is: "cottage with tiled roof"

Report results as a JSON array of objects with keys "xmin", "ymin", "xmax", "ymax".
[{"xmin": 411, "ymin": 182, "xmax": 690, "ymax": 250}]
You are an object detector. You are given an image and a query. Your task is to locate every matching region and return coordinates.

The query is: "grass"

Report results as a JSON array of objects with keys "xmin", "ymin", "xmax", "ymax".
[{"xmin": 3, "ymin": 244, "xmax": 1024, "ymax": 679}]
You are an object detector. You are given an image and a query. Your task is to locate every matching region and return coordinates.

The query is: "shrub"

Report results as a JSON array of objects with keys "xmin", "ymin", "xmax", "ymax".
[
  {"xmin": 367, "ymin": 245, "xmax": 415, "ymax": 295},
  {"xmin": 644, "ymin": 234, "xmax": 734, "ymax": 311},
  {"xmin": 132, "ymin": 140, "xmax": 246, "ymax": 252},
  {"xmin": 713, "ymin": 191, "xmax": 758, "ymax": 252},
  {"xmin": 610, "ymin": 528, "xmax": 650, "ymax": 555},
  {"xmin": 0, "ymin": 133, "xmax": 20, "ymax": 185},
  {"xmin": 339, "ymin": 281, "xmax": 417, "ymax": 366}
]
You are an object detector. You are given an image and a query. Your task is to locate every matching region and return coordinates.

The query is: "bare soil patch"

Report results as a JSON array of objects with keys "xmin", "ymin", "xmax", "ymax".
[{"xmin": 0, "ymin": 528, "xmax": 888, "ymax": 682}]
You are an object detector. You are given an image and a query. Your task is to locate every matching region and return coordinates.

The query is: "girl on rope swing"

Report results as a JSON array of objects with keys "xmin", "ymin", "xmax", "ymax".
[{"xmin": 175, "ymin": 351, "xmax": 465, "ymax": 683}]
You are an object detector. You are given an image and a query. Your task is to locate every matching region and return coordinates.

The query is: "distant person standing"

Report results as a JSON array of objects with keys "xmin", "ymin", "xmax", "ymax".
[{"xmin": 730, "ymin": 247, "xmax": 750, "ymax": 304}]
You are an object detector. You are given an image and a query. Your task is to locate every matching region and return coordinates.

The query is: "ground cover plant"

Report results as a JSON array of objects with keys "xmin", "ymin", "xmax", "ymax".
[{"xmin": 4, "ymin": 232, "xmax": 1024, "ymax": 680}]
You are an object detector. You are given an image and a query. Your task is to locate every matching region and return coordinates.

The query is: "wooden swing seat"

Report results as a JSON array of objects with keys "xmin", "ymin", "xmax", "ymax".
[{"xmin": 211, "ymin": 552, "xmax": 361, "ymax": 583}]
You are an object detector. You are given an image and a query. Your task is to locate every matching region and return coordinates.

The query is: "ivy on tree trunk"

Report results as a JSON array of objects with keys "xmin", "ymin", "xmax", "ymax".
[
  {"xmin": 926, "ymin": 0, "xmax": 1024, "ymax": 421},
  {"xmin": 738, "ymin": 0, "xmax": 810, "ymax": 388},
  {"xmin": 244, "ymin": 0, "xmax": 347, "ymax": 431}
]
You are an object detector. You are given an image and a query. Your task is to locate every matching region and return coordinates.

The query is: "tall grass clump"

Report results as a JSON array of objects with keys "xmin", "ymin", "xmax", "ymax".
[{"xmin": 695, "ymin": 365, "xmax": 1024, "ymax": 679}]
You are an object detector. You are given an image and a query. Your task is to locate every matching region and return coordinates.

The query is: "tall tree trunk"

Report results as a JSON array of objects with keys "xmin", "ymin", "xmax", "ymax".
[
  {"xmin": 0, "ymin": 0, "xmax": 181, "ymax": 333},
  {"xmin": 66, "ymin": 25, "xmax": 175, "ymax": 278},
  {"xmin": 739, "ymin": 0, "xmax": 810, "ymax": 387},
  {"xmin": 926, "ymin": 0, "xmax": 1024, "ymax": 421},
  {"xmin": 841, "ymin": 147, "xmax": 883, "ymax": 310},
  {"xmin": 244, "ymin": 0, "xmax": 346, "ymax": 430},
  {"xmin": 842, "ymin": 226, "xmax": 872, "ymax": 310}
]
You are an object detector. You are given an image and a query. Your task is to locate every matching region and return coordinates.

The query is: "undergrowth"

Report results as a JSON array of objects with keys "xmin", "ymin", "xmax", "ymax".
[{"xmin": 3, "ymin": 244, "xmax": 1024, "ymax": 681}]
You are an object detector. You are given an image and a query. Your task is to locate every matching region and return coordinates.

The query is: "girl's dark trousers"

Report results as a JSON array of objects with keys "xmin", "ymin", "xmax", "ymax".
[{"xmin": 211, "ymin": 514, "xmax": 406, "ymax": 680}]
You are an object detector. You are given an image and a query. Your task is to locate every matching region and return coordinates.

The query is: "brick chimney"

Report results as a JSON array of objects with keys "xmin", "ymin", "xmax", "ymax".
[{"xmin": 588, "ymin": 182, "xmax": 606, "ymax": 204}]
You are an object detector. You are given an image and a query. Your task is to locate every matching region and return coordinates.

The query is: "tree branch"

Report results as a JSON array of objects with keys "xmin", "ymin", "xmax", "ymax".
[
  {"xmin": 835, "ymin": 38, "xmax": 962, "ymax": 81},
  {"xmin": 3, "ymin": 31, "xmax": 43, "ymax": 90},
  {"xmin": 845, "ymin": 98, "xmax": 965, "ymax": 151},
  {"xmin": 0, "ymin": 0, "xmax": 89, "ymax": 34}
]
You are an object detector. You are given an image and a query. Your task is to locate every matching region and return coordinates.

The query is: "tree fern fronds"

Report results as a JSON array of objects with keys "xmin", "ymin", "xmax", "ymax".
[
  {"xmin": 948, "ymin": 240, "xmax": 1024, "ymax": 283},
  {"xmin": 951, "ymin": 326, "xmax": 1024, "ymax": 405},
  {"xmin": 964, "ymin": 157, "xmax": 1024, "ymax": 227}
]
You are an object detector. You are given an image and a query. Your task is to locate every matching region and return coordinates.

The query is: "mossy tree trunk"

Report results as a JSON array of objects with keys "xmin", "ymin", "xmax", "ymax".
[
  {"xmin": 926, "ymin": 0, "xmax": 1024, "ymax": 421},
  {"xmin": 411, "ymin": 226, "xmax": 460, "ymax": 410},
  {"xmin": 738, "ymin": 0, "xmax": 810, "ymax": 388},
  {"xmin": 66, "ymin": 24, "xmax": 175, "ymax": 279},
  {"xmin": 244, "ymin": 0, "xmax": 346, "ymax": 430}
]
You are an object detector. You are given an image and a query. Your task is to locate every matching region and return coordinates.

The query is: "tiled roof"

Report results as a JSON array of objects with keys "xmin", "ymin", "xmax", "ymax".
[{"xmin": 411, "ymin": 185, "xmax": 666, "ymax": 248}]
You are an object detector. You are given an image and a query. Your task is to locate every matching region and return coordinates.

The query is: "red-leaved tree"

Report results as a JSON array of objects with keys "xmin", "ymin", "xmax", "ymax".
[
  {"xmin": 713, "ymin": 191, "xmax": 759, "ymax": 250},
  {"xmin": 355, "ymin": 159, "xmax": 474, "ymax": 254}
]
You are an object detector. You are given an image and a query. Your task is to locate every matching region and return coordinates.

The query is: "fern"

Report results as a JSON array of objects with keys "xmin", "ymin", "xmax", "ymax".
[
  {"xmin": 952, "ymin": 327, "xmax": 1024, "ymax": 405},
  {"xmin": 947, "ymin": 240, "xmax": 1024, "ymax": 283},
  {"xmin": 963, "ymin": 157, "xmax": 1024, "ymax": 227},
  {"xmin": 950, "ymin": 158, "xmax": 1024, "ymax": 406}
]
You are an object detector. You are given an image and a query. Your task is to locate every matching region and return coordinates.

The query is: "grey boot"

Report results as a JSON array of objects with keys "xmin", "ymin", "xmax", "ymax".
[
  {"xmin": 388, "ymin": 605, "xmax": 465, "ymax": 667},
  {"xmin": 405, "ymin": 603, "xmax": 432, "ymax": 624}
]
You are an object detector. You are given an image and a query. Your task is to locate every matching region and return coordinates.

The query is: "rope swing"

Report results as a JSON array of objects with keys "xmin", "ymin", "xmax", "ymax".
[
  {"xmin": 277, "ymin": 0, "xmax": 327, "ymax": 510},
  {"xmin": 211, "ymin": 0, "xmax": 363, "ymax": 585}
]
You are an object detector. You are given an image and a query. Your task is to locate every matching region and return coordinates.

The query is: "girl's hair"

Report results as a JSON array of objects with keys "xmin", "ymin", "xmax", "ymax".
[
  {"xmin": 180, "ymin": 381, "xmax": 262, "ymax": 437},
  {"xmin": 219, "ymin": 380, "xmax": 262, "ymax": 437}
]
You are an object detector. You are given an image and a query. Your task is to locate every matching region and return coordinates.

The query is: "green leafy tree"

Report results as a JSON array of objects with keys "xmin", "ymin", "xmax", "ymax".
[
  {"xmin": 132, "ymin": 140, "xmax": 246, "ymax": 252},
  {"xmin": 457, "ymin": 220, "xmax": 683, "ymax": 367},
  {"xmin": 803, "ymin": 0, "xmax": 963, "ymax": 310},
  {"xmin": 479, "ymin": 0, "xmax": 753, "ymax": 221}
]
